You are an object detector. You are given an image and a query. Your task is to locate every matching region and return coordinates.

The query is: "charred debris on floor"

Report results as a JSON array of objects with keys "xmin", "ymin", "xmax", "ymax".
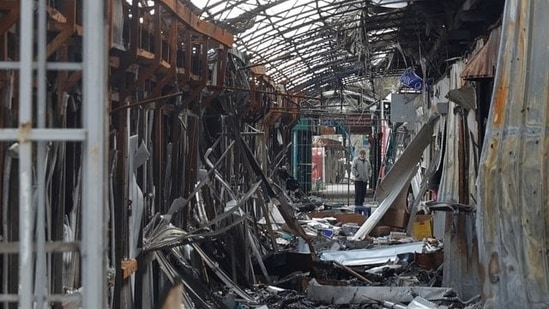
[{"xmin": 138, "ymin": 113, "xmax": 474, "ymax": 309}]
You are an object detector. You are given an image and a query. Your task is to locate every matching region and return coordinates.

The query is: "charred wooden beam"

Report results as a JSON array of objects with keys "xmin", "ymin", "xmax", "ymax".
[
  {"xmin": 0, "ymin": 5, "xmax": 19, "ymax": 35},
  {"xmin": 216, "ymin": 47, "xmax": 228, "ymax": 88},
  {"xmin": 158, "ymin": 0, "xmax": 233, "ymax": 47},
  {"xmin": 182, "ymin": 27, "xmax": 192, "ymax": 85},
  {"xmin": 168, "ymin": 18, "xmax": 177, "ymax": 68},
  {"xmin": 46, "ymin": 28, "xmax": 74, "ymax": 59}
]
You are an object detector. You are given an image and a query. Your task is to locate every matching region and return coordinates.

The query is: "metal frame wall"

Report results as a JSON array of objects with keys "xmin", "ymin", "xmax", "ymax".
[{"xmin": 0, "ymin": 0, "xmax": 106, "ymax": 307}]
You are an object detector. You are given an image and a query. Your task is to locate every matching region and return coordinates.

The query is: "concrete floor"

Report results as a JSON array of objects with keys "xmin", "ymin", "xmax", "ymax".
[{"xmin": 308, "ymin": 183, "xmax": 375, "ymax": 206}]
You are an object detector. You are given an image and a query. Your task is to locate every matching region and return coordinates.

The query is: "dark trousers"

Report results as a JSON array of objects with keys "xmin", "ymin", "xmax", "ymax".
[
  {"xmin": 354, "ymin": 180, "xmax": 368, "ymax": 208},
  {"xmin": 354, "ymin": 180, "xmax": 370, "ymax": 216}
]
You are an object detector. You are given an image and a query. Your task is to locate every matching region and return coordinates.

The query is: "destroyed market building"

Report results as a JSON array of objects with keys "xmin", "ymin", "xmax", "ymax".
[{"xmin": 0, "ymin": 0, "xmax": 548, "ymax": 308}]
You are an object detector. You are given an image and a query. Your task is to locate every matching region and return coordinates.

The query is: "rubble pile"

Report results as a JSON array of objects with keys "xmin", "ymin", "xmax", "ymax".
[
  {"xmin": 145, "ymin": 190, "xmax": 480, "ymax": 308},
  {"xmin": 140, "ymin": 127, "xmax": 478, "ymax": 308}
]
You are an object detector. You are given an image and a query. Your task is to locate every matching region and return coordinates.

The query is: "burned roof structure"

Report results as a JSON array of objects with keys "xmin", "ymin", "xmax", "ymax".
[{"xmin": 187, "ymin": 0, "xmax": 503, "ymax": 98}]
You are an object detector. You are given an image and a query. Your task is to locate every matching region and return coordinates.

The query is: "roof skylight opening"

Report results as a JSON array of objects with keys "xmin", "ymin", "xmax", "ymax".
[
  {"xmin": 372, "ymin": 0, "xmax": 409, "ymax": 9},
  {"xmin": 186, "ymin": 0, "xmax": 425, "ymax": 97}
]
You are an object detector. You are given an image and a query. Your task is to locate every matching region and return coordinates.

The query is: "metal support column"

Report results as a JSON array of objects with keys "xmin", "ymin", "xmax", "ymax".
[
  {"xmin": 17, "ymin": 0, "xmax": 35, "ymax": 307},
  {"xmin": 82, "ymin": 0, "xmax": 107, "ymax": 307}
]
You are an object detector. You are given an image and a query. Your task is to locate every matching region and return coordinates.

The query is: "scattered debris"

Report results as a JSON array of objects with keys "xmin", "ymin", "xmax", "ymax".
[{"xmin": 137, "ymin": 148, "xmax": 460, "ymax": 308}]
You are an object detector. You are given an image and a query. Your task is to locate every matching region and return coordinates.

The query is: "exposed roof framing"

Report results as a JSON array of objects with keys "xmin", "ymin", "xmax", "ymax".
[{"xmin": 187, "ymin": 0, "xmax": 504, "ymax": 97}]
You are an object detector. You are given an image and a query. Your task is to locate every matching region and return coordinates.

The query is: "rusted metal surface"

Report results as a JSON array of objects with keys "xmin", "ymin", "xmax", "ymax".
[
  {"xmin": 478, "ymin": 0, "xmax": 549, "ymax": 307},
  {"xmin": 435, "ymin": 61, "xmax": 482, "ymax": 300},
  {"xmin": 461, "ymin": 26, "xmax": 501, "ymax": 80},
  {"xmin": 159, "ymin": 0, "xmax": 233, "ymax": 47}
]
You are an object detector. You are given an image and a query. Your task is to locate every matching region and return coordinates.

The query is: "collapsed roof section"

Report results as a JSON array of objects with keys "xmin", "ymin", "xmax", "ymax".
[{"xmin": 186, "ymin": 0, "xmax": 503, "ymax": 98}]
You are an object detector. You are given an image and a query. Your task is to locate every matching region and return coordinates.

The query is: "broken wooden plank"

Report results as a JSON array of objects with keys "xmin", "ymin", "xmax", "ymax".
[
  {"xmin": 46, "ymin": 28, "xmax": 74, "ymax": 58},
  {"xmin": 159, "ymin": 0, "xmax": 233, "ymax": 46},
  {"xmin": 332, "ymin": 261, "xmax": 373, "ymax": 284},
  {"xmin": 121, "ymin": 259, "xmax": 137, "ymax": 279}
]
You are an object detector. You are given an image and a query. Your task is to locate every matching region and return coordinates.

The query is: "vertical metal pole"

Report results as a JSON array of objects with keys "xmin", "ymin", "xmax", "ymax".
[
  {"xmin": 347, "ymin": 127, "xmax": 351, "ymax": 206},
  {"xmin": 18, "ymin": 0, "xmax": 35, "ymax": 308},
  {"xmin": 2, "ymin": 157, "xmax": 12, "ymax": 308},
  {"xmin": 82, "ymin": 0, "xmax": 107, "ymax": 307},
  {"xmin": 35, "ymin": 0, "xmax": 49, "ymax": 306},
  {"xmin": 292, "ymin": 130, "xmax": 298, "ymax": 178}
]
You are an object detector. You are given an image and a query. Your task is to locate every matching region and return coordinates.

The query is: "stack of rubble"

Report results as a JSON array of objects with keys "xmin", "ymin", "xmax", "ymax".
[
  {"xmin": 140, "ymin": 125, "xmax": 477, "ymax": 308},
  {"xmin": 241, "ymin": 202, "xmax": 454, "ymax": 309}
]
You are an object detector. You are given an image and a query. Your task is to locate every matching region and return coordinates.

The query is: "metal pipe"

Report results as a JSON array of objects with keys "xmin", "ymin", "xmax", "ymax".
[
  {"xmin": 35, "ymin": 0, "xmax": 48, "ymax": 306},
  {"xmin": 0, "ymin": 128, "xmax": 87, "ymax": 141},
  {"xmin": 109, "ymin": 84, "xmax": 315, "ymax": 114},
  {"xmin": 0, "ymin": 61, "xmax": 82, "ymax": 71},
  {"xmin": 18, "ymin": 0, "xmax": 35, "ymax": 307},
  {"xmin": 82, "ymin": 0, "xmax": 107, "ymax": 307},
  {"xmin": 2, "ymin": 155, "xmax": 12, "ymax": 308}
]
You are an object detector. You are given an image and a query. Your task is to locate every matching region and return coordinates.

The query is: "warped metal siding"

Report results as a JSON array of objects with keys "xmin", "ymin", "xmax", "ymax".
[
  {"xmin": 438, "ymin": 62, "xmax": 465, "ymax": 204},
  {"xmin": 438, "ymin": 62, "xmax": 481, "ymax": 299},
  {"xmin": 478, "ymin": 0, "xmax": 549, "ymax": 307}
]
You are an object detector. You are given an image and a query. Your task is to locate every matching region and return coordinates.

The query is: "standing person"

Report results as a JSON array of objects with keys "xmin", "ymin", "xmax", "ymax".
[{"xmin": 351, "ymin": 149, "xmax": 372, "ymax": 216}]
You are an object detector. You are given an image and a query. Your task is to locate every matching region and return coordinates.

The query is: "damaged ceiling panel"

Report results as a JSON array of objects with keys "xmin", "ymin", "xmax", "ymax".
[{"xmin": 186, "ymin": 0, "xmax": 503, "ymax": 97}]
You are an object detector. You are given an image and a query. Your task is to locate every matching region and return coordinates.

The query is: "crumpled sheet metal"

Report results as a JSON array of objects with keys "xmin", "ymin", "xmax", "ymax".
[
  {"xmin": 350, "ymin": 115, "xmax": 439, "ymax": 241},
  {"xmin": 319, "ymin": 241, "xmax": 426, "ymax": 266},
  {"xmin": 461, "ymin": 25, "xmax": 501, "ymax": 80},
  {"xmin": 407, "ymin": 296, "xmax": 442, "ymax": 309},
  {"xmin": 477, "ymin": 0, "xmax": 549, "ymax": 307},
  {"xmin": 142, "ymin": 181, "xmax": 261, "ymax": 251},
  {"xmin": 307, "ymin": 278, "xmax": 455, "ymax": 304}
]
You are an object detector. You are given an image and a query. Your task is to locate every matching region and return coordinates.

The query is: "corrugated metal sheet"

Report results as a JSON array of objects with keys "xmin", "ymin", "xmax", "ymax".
[
  {"xmin": 438, "ymin": 62, "xmax": 465, "ymax": 204},
  {"xmin": 437, "ymin": 61, "xmax": 481, "ymax": 300},
  {"xmin": 478, "ymin": 0, "xmax": 549, "ymax": 307},
  {"xmin": 461, "ymin": 25, "xmax": 501, "ymax": 80}
]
